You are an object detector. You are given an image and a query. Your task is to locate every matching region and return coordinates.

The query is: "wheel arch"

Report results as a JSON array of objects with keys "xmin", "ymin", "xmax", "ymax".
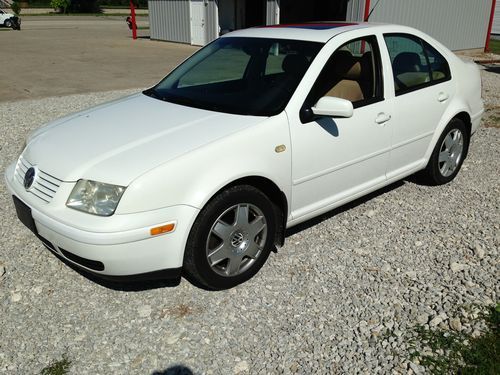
[
  {"xmin": 200, "ymin": 175, "xmax": 288, "ymax": 247},
  {"xmin": 453, "ymin": 111, "xmax": 472, "ymax": 136},
  {"xmin": 423, "ymin": 105, "xmax": 473, "ymax": 166}
]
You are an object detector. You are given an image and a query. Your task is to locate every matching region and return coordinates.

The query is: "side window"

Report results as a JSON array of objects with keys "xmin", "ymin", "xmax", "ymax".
[
  {"xmin": 305, "ymin": 36, "xmax": 383, "ymax": 110},
  {"xmin": 384, "ymin": 34, "xmax": 451, "ymax": 95},
  {"xmin": 384, "ymin": 35, "xmax": 431, "ymax": 94},
  {"xmin": 422, "ymin": 41, "xmax": 451, "ymax": 82}
]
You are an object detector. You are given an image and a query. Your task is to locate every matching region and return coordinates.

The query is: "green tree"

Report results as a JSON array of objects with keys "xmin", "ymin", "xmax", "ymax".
[
  {"xmin": 11, "ymin": 1, "xmax": 21, "ymax": 15},
  {"xmin": 50, "ymin": 0, "xmax": 71, "ymax": 13}
]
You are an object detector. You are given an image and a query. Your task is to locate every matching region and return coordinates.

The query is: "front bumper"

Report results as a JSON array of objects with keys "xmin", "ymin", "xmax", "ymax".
[{"xmin": 5, "ymin": 162, "xmax": 199, "ymax": 278}]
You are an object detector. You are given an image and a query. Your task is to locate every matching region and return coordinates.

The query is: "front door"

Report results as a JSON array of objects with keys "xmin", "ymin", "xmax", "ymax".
[
  {"xmin": 190, "ymin": 0, "xmax": 206, "ymax": 46},
  {"xmin": 289, "ymin": 35, "xmax": 392, "ymax": 221}
]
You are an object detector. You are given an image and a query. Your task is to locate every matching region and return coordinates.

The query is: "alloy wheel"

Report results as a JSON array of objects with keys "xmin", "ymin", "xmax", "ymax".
[
  {"xmin": 438, "ymin": 128, "xmax": 464, "ymax": 177},
  {"xmin": 206, "ymin": 203, "xmax": 267, "ymax": 277}
]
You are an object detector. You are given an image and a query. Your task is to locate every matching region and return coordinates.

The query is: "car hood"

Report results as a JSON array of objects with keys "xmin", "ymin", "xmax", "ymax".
[{"xmin": 23, "ymin": 93, "xmax": 266, "ymax": 186}]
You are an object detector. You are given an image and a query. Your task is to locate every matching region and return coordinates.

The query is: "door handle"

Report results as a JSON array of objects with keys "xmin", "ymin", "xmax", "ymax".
[
  {"xmin": 375, "ymin": 113, "xmax": 391, "ymax": 125},
  {"xmin": 438, "ymin": 92, "xmax": 449, "ymax": 102}
]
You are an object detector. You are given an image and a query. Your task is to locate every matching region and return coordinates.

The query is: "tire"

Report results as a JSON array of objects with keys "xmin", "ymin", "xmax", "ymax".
[
  {"xmin": 4, "ymin": 20, "xmax": 12, "ymax": 28},
  {"xmin": 183, "ymin": 185, "xmax": 277, "ymax": 290},
  {"xmin": 420, "ymin": 118, "xmax": 469, "ymax": 185}
]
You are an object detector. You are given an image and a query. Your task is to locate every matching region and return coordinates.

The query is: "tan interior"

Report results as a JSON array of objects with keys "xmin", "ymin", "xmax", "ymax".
[
  {"xmin": 325, "ymin": 50, "xmax": 365, "ymax": 102},
  {"xmin": 395, "ymin": 70, "xmax": 446, "ymax": 90}
]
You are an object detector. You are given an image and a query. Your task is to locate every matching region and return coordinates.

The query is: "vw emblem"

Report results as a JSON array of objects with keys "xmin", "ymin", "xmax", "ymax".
[{"xmin": 24, "ymin": 167, "xmax": 37, "ymax": 190}]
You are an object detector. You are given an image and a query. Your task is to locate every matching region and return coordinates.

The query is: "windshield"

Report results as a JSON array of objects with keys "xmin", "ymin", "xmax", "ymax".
[{"xmin": 145, "ymin": 37, "xmax": 323, "ymax": 116}]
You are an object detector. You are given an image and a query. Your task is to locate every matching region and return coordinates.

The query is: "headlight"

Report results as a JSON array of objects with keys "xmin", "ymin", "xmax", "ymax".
[{"xmin": 66, "ymin": 180, "xmax": 126, "ymax": 216}]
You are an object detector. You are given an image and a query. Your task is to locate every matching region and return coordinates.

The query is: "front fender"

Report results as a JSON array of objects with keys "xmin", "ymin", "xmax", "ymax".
[{"xmin": 116, "ymin": 113, "xmax": 292, "ymax": 214}]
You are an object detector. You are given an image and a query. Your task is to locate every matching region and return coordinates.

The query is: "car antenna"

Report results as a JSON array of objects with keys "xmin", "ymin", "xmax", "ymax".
[{"xmin": 364, "ymin": 0, "xmax": 383, "ymax": 21}]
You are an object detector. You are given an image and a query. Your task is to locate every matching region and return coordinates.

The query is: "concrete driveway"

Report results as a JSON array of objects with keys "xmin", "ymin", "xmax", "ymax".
[{"xmin": 0, "ymin": 16, "xmax": 198, "ymax": 101}]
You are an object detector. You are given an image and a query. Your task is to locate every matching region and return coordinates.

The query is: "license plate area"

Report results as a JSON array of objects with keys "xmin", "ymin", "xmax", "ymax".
[{"xmin": 12, "ymin": 195, "xmax": 38, "ymax": 235}]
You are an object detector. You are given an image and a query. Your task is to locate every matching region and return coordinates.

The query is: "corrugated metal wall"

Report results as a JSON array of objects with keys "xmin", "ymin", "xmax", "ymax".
[
  {"xmin": 206, "ymin": 0, "xmax": 219, "ymax": 42},
  {"xmin": 345, "ymin": 0, "xmax": 365, "ymax": 23},
  {"xmin": 266, "ymin": 0, "xmax": 279, "ymax": 25},
  {"xmin": 149, "ymin": 0, "xmax": 191, "ymax": 44},
  {"xmin": 492, "ymin": 1, "xmax": 500, "ymax": 35},
  {"xmin": 149, "ymin": 0, "xmax": 494, "ymax": 49},
  {"xmin": 353, "ymin": 0, "xmax": 492, "ymax": 50}
]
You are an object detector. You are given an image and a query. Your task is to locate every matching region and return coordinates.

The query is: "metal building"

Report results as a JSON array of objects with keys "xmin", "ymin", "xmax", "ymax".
[
  {"xmin": 492, "ymin": 0, "xmax": 500, "ymax": 36},
  {"xmin": 148, "ymin": 0, "xmax": 496, "ymax": 51}
]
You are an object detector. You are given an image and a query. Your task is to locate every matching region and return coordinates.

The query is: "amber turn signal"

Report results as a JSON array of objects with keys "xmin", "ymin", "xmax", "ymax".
[{"xmin": 150, "ymin": 223, "xmax": 176, "ymax": 236}]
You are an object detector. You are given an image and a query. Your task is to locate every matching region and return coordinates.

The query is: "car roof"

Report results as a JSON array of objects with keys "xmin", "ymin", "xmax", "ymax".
[{"xmin": 222, "ymin": 22, "xmax": 398, "ymax": 43}]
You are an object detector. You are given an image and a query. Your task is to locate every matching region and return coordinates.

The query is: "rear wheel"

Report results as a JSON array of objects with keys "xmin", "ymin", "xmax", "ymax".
[
  {"xmin": 183, "ymin": 185, "xmax": 277, "ymax": 290},
  {"xmin": 420, "ymin": 118, "xmax": 469, "ymax": 185}
]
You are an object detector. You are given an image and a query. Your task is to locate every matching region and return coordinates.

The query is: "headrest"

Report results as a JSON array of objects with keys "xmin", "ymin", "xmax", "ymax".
[
  {"xmin": 332, "ymin": 50, "xmax": 361, "ymax": 80},
  {"xmin": 282, "ymin": 54, "xmax": 309, "ymax": 75},
  {"xmin": 393, "ymin": 52, "xmax": 423, "ymax": 75}
]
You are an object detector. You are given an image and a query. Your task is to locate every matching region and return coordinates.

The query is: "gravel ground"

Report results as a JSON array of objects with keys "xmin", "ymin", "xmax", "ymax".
[{"xmin": 0, "ymin": 68, "xmax": 498, "ymax": 374}]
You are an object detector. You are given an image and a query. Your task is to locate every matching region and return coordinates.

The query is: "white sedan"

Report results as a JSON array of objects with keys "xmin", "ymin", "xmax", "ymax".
[
  {"xmin": 0, "ymin": 9, "xmax": 15, "ymax": 27},
  {"xmin": 5, "ymin": 23, "xmax": 484, "ymax": 289}
]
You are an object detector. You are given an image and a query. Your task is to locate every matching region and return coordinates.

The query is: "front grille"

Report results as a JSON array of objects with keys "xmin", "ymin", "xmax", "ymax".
[{"xmin": 14, "ymin": 156, "xmax": 62, "ymax": 203}]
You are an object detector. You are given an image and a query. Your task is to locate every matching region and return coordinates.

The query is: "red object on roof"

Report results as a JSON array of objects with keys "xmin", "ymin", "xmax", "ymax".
[{"xmin": 260, "ymin": 22, "xmax": 358, "ymax": 30}]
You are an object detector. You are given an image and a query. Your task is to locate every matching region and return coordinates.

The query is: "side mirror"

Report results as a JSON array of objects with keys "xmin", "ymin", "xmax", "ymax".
[{"xmin": 311, "ymin": 96, "xmax": 353, "ymax": 118}]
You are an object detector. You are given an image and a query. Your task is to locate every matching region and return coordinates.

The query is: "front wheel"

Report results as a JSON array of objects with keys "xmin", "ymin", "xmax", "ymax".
[
  {"xmin": 4, "ymin": 19, "xmax": 12, "ymax": 28},
  {"xmin": 183, "ymin": 185, "xmax": 277, "ymax": 290},
  {"xmin": 420, "ymin": 118, "xmax": 469, "ymax": 185}
]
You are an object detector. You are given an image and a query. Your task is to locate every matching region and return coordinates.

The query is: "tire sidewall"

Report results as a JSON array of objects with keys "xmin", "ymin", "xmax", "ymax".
[
  {"xmin": 428, "ymin": 118, "xmax": 469, "ymax": 185},
  {"xmin": 185, "ymin": 186, "xmax": 277, "ymax": 290}
]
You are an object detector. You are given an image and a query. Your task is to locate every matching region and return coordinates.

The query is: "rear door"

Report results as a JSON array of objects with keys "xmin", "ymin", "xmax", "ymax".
[{"xmin": 382, "ymin": 34, "xmax": 455, "ymax": 179}]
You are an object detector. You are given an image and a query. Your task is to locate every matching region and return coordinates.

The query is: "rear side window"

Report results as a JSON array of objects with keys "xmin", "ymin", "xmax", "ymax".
[
  {"xmin": 423, "ymin": 41, "xmax": 451, "ymax": 83},
  {"xmin": 384, "ymin": 34, "xmax": 451, "ymax": 95}
]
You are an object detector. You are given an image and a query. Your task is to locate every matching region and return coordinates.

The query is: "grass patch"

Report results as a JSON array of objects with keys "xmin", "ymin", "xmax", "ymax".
[
  {"xmin": 40, "ymin": 353, "xmax": 71, "ymax": 375},
  {"xmin": 483, "ymin": 106, "xmax": 500, "ymax": 128},
  {"xmin": 409, "ymin": 304, "xmax": 499, "ymax": 374},
  {"xmin": 487, "ymin": 116, "xmax": 500, "ymax": 128},
  {"xmin": 488, "ymin": 39, "xmax": 500, "ymax": 55}
]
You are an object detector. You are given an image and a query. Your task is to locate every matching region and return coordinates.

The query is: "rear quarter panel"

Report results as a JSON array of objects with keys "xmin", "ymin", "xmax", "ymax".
[{"xmin": 422, "ymin": 54, "xmax": 483, "ymax": 162}]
